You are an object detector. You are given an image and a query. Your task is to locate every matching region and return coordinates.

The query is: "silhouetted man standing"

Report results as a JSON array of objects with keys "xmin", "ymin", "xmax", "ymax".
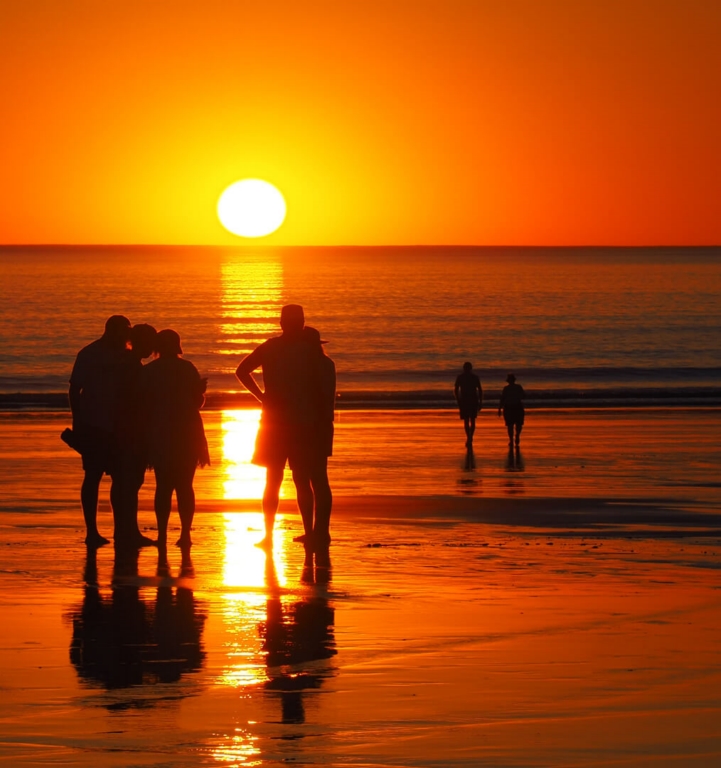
[
  {"xmin": 68, "ymin": 315, "xmax": 131, "ymax": 547},
  {"xmin": 454, "ymin": 362, "xmax": 482, "ymax": 449},
  {"xmin": 235, "ymin": 304, "xmax": 320, "ymax": 549}
]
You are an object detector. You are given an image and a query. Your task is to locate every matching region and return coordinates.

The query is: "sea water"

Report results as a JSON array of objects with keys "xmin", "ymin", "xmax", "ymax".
[{"xmin": 1, "ymin": 245, "xmax": 720, "ymax": 405}]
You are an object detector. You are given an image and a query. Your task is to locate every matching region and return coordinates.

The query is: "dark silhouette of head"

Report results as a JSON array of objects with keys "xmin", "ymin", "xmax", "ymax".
[
  {"xmin": 280, "ymin": 304, "xmax": 305, "ymax": 334},
  {"xmin": 303, "ymin": 326, "xmax": 328, "ymax": 352},
  {"xmin": 130, "ymin": 323, "xmax": 157, "ymax": 359},
  {"xmin": 103, "ymin": 315, "xmax": 131, "ymax": 348},
  {"xmin": 463, "ymin": 361, "xmax": 473, "ymax": 373},
  {"xmin": 155, "ymin": 329, "xmax": 183, "ymax": 358},
  {"xmin": 506, "ymin": 373, "xmax": 516, "ymax": 383}
]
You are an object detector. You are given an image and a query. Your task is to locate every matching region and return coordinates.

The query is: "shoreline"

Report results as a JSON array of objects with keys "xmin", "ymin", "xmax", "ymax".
[{"xmin": 2, "ymin": 390, "xmax": 721, "ymax": 411}]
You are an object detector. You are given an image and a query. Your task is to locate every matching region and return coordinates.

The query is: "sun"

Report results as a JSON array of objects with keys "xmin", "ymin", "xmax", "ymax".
[{"xmin": 217, "ymin": 179, "xmax": 286, "ymax": 238}]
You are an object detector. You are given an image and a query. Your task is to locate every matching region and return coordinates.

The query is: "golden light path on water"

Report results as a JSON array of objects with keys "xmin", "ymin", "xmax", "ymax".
[
  {"xmin": 213, "ymin": 409, "xmax": 291, "ymax": 768},
  {"xmin": 211, "ymin": 255, "xmax": 300, "ymax": 764},
  {"xmin": 220, "ymin": 409, "xmax": 267, "ymax": 501},
  {"xmin": 218, "ymin": 256, "xmax": 283, "ymax": 361}
]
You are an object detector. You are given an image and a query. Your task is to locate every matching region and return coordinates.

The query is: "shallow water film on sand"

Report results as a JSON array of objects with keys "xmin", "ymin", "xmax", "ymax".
[{"xmin": 1, "ymin": 409, "xmax": 720, "ymax": 765}]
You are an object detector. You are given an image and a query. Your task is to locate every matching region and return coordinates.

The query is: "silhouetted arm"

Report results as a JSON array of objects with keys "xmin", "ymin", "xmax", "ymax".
[
  {"xmin": 191, "ymin": 369, "xmax": 206, "ymax": 409},
  {"xmin": 498, "ymin": 386, "xmax": 505, "ymax": 417},
  {"xmin": 453, "ymin": 377, "xmax": 461, "ymax": 404},
  {"xmin": 235, "ymin": 347, "xmax": 264, "ymax": 404},
  {"xmin": 477, "ymin": 378, "xmax": 483, "ymax": 409},
  {"xmin": 68, "ymin": 382, "xmax": 82, "ymax": 421}
]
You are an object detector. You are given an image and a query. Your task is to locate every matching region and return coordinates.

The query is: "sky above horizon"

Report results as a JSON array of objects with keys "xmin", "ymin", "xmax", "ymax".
[{"xmin": 1, "ymin": 0, "xmax": 720, "ymax": 246}]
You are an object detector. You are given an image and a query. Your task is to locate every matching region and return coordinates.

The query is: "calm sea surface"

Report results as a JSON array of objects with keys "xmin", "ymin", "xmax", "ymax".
[{"xmin": 1, "ymin": 245, "xmax": 720, "ymax": 406}]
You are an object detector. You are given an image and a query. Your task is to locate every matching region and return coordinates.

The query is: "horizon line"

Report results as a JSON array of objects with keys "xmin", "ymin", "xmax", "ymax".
[{"xmin": 2, "ymin": 242, "xmax": 720, "ymax": 249}]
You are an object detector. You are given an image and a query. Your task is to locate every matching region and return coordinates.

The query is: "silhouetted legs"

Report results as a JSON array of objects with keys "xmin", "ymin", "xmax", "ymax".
[
  {"xmin": 292, "ymin": 460, "xmax": 332, "ymax": 550},
  {"xmin": 506, "ymin": 421, "xmax": 523, "ymax": 447},
  {"xmin": 81, "ymin": 467, "xmax": 108, "ymax": 546},
  {"xmin": 115, "ymin": 457, "xmax": 155, "ymax": 549},
  {"xmin": 292, "ymin": 469, "xmax": 314, "ymax": 540},
  {"xmin": 311, "ymin": 464, "xmax": 333, "ymax": 549},
  {"xmin": 463, "ymin": 416, "xmax": 476, "ymax": 448},
  {"xmin": 154, "ymin": 461, "xmax": 197, "ymax": 549},
  {"xmin": 259, "ymin": 464, "xmax": 285, "ymax": 549}
]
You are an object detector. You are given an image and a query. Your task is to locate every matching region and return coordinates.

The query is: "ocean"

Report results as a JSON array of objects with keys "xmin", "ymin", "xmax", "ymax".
[{"xmin": 2, "ymin": 245, "xmax": 720, "ymax": 407}]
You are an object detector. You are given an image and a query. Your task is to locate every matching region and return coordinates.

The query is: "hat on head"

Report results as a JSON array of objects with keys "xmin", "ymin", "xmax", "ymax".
[
  {"xmin": 280, "ymin": 304, "xmax": 305, "ymax": 331},
  {"xmin": 155, "ymin": 329, "xmax": 183, "ymax": 356},
  {"xmin": 303, "ymin": 326, "xmax": 328, "ymax": 345},
  {"xmin": 506, "ymin": 373, "xmax": 516, "ymax": 383}
]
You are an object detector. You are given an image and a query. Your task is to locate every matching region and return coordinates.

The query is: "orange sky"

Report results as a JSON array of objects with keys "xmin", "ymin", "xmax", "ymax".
[{"xmin": 1, "ymin": 0, "xmax": 720, "ymax": 246}]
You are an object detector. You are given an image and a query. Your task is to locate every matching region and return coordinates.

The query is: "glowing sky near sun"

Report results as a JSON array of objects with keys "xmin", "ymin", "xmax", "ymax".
[{"xmin": 1, "ymin": 0, "xmax": 720, "ymax": 245}]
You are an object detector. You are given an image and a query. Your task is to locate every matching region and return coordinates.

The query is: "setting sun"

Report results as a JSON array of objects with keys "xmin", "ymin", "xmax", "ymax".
[{"xmin": 217, "ymin": 179, "xmax": 286, "ymax": 238}]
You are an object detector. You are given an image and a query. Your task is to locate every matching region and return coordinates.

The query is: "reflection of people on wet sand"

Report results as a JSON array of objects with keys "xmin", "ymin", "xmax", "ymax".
[
  {"xmin": 67, "ymin": 315, "xmax": 131, "ymax": 547},
  {"xmin": 115, "ymin": 323, "xmax": 157, "ymax": 549},
  {"xmin": 69, "ymin": 547, "xmax": 206, "ymax": 693},
  {"xmin": 454, "ymin": 362, "xmax": 482, "ymax": 449},
  {"xmin": 235, "ymin": 305, "xmax": 335, "ymax": 551},
  {"xmin": 260, "ymin": 555, "xmax": 336, "ymax": 724},
  {"xmin": 141, "ymin": 329, "xmax": 209, "ymax": 549},
  {"xmin": 498, "ymin": 373, "xmax": 525, "ymax": 448}
]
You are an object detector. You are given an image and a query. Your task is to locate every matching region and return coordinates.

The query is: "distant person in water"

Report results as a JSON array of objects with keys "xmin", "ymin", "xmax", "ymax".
[
  {"xmin": 235, "ymin": 305, "xmax": 330, "ymax": 551},
  {"xmin": 141, "ymin": 329, "xmax": 209, "ymax": 549},
  {"xmin": 292, "ymin": 326, "xmax": 336, "ymax": 552},
  {"xmin": 114, "ymin": 323, "xmax": 158, "ymax": 549},
  {"xmin": 454, "ymin": 362, "xmax": 483, "ymax": 449},
  {"xmin": 68, "ymin": 315, "xmax": 131, "ymax": 547},
  {"xmin": 498, "ymin": 373, "xmax": 525, "ymax": 448}
]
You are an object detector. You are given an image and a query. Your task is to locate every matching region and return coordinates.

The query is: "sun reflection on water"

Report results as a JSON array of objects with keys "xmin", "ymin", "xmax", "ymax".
[
  {"xmin": 219, "ymin": 513, "xmax": 289, "ymax": 691},
  {"xmin": 218, "ymin": 256, "xmax": 284, "ymax": 361},
  {"xmin": 221, "ymin": 409, "xmax": 267, "ymax": 500},
  {"xmin": 211, "ymin": 726, "xmax": 261, "ymax": 766}
]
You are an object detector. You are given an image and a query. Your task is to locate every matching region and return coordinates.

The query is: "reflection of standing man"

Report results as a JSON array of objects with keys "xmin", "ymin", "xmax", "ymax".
[
  {"xmin": 235, "ymin": 304, "xmax": 317, "ymax": 549},
  {"xmin": 454, "ymin": 362, "xmax": 482, "ymax": 449},
  {"xmin": 68, "ymin": 315, "xmax": 131, "ymax": 547}
]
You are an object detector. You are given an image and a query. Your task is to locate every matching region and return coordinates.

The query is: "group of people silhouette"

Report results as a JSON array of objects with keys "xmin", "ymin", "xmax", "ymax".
[
  {"xmin": 66, "ymin": 316, "xmax": 209, "ymax": 550},
  {"xmin": 66, "ymin": 308, "xmax": 523, "ymax": 553},
  {"xmin": 65, "ymin": 304, "xmax": 336, "ymax": 554},
  {"xmin": 454, "ymin": 363, "xmax": 525, "ymax": 450}
]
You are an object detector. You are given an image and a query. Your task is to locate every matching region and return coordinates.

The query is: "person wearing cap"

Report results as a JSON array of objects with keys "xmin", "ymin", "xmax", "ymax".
[
  {"xmin": 454, "ymin": 362, "xmax": 483, "ymax": 449},
  {"xmin": 498, "ymin": 373, "xmax": 525, "ymax": 448},
  {"xmin": 141, "ymin": 329, "xmax": 209, "ymax": 549},
  {"xmin": 235, "ymin": 304, "xmax": 332, "ymax": 550},
  {"xmin": 68, "ymin": 315, "xmax": 131, "ymax": 547},
  {"xmin": 292, "ymin": 326, "xmax": 336, "ymax": 550}
]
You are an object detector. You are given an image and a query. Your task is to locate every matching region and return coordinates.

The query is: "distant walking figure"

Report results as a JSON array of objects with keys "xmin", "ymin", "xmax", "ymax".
[
  {"xmin": 498, "ymin": 373, "xmax": 525, "ymax": 448},
  {"xmin": 454, "ymin": 362, "xmax": 482, "ymax": 448},
  {"xmin": 68, "ymin": 315, "xmax": 131, "ymax": 547},
  {"xmin": 141, "ymin": 329, "xmax": 209, "ymax": 549}
]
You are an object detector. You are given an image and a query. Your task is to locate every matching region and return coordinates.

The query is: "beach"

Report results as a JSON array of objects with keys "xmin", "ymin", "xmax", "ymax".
[{"xmin": 1, "ymin": 407, "xmax": 720, "ymax": 766}]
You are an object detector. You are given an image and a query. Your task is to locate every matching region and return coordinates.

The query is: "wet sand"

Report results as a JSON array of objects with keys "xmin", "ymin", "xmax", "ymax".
[{"xmin": 1, "ymin": 409, "xmax": 720, "ymax": 766}]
